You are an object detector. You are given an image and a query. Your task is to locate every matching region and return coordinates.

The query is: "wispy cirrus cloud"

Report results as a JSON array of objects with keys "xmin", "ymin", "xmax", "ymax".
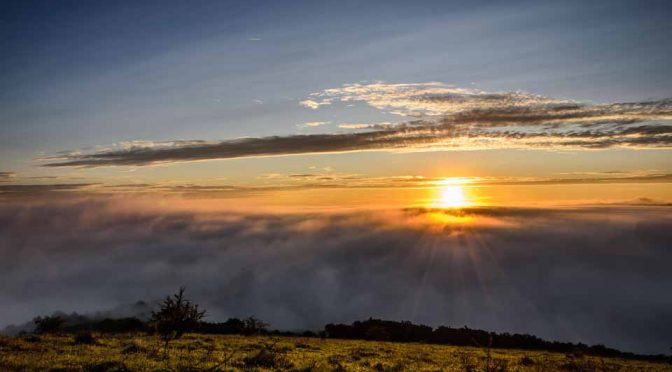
[
  {"xmin": 338, "ymin": 122, "xmax": 394, "ymax": 129},
  {"xmin": 0, "ymin": 183, "xmax": 96, "ymax": 198},
  {"xmin": 40, "ymin": 83, "xmax": 672, "ymax": 168},
  {"xmin": 305, "ymin": 82, "xmax": 566, "ymax": 117},
  {"xmin": 299, "ymin": 99, "xmax": 331, "ymax": 109},
  {"xmin": 299, "ymin": 121, "xmax": 331, "ymax": 128},
  {"xmin": 338, "ymin": 123, "xmax": 372, "ymax": 129}
]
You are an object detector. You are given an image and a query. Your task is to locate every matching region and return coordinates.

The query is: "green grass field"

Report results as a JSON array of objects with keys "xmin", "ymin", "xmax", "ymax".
[{"xmin": 0, "ymin": 333, "xmax": 668, "ymax": 371}]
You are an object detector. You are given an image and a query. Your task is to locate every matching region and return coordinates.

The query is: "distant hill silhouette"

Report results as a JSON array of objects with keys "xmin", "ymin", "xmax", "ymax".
[
  {"xmin": 1, "ymin": 301, "xmax": 153, "ymax": 335},
  {"xmin": 322, "ymin": 318, "xmax": 671, "ymax": 363},
  {"xmin": 4, "ymin": 310, "xmax": 670, "ymax": 363}
]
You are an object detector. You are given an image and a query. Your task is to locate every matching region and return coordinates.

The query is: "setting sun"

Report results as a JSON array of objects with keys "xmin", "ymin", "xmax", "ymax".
[
  {"xmin": 432, "ymin": 178, "xmax": 473, "ymax": 208},
  {"xmin": 438, "ymin": 185, "xmax": 470, "ymax": 208}
]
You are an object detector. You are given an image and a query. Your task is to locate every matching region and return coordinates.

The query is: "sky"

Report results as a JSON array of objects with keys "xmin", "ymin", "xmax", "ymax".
[{"xmin": 1, "ymin": 0, "xmax": 671, "ymax": 354}]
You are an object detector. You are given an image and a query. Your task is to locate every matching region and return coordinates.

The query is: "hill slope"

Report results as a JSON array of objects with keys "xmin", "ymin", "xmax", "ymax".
[{"xmin": 1, "ymin": 334, "xmax": 669, "ymax": 371}]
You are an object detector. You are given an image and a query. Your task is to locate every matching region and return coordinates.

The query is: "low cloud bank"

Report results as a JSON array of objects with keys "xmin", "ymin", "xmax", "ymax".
[
  {"xmin": 0, "ymin": 172, "xmax": 15, "ymax": 182},
  {"xmin": 0, "ymin": 200, "xmax": 670, "ymax": 353}
]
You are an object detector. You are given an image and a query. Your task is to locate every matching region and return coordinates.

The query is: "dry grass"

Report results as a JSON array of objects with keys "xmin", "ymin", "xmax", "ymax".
[{"xmin": 0, "ymin": 333, "xmax": 668, "ymax": 371}]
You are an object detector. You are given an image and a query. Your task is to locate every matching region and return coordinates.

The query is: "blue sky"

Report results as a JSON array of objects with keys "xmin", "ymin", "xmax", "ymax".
[{"xmin": 1, "ymin": 0, "xmax": 671, "ymax": 183}]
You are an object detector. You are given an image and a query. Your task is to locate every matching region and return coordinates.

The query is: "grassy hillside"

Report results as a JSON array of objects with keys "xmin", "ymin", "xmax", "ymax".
[{"xmin": 0, "ymin": 333, "xmax": 668, "ymax": 371}]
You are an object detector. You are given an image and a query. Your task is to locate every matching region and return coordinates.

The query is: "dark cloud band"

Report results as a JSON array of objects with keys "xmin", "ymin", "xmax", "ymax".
[{"xmin": 41, "ymin": 86, "xmax": 672, "ymax": 167}]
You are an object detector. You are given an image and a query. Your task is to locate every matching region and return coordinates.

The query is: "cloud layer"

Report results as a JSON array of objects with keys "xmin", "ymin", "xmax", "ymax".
[
  {"xmin": 0, "ymin": 172, "xmax": 15, "ymax": 182},
  {"xmin": 3, "ymin": 172, "xmax": 671, "ymax": 202},
  {"xmin": 41, "ymin": 83, "xmax": 672, "ymax": 167},
  {"xmin": 1, "ymin": 199, "xmax": 670, "ymax": 354}
]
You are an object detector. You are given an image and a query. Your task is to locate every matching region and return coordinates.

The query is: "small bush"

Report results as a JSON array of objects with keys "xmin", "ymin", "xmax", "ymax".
[
  {"xmin": 485, "ymin": 358, "xmax": 508, "ymax": 372},
  {"xmin": 458, "ymin": 353, "xmax": 477, "ymax": 372},
  {"xmin": 73, "ymin": 332, "xmax": 96, "ymax": 345},
  {"xmin": 84, "ymin": 360, "xmax": 131, "ymax": 372},
  {"xmin": 568, "ymin": 350, "xmax": 585, "ymax": 359},
  {"xmin": 150, "ymin": 287, "xmax": 205, "ymax": 354},
  {"xmin": 373, "ymin": 362, "xmax": 406, "ymax": 371},
  {"xmin": 33, "ymin": 315, "xmax": 64, "ymax": 334},
  {"xmin": 121, "ymin": 342, "xmax": 146, "ymax": 354},
  {"xmin": 23, "ymin": 335, "xmax": 41, "ymax": 343},
  {"xmin": 293, "ymin": 361, "xmax": 321, "ymax": 372},
  {"xmin": 243, "ymin": 347, "xmax": 292, "ymax": 369},
  {"xmin": 350, "ymin": 348, "xmax": 378, "ymax": 360},
  {"xmin": 520, "ymin": 356, "xmax": 534, "ymax": 366},
  {"xmin": 560, "ymin": 359, "xmax": 598, "ymax": 371},
  {"xmin": 327, "ymin": 355, "xmax": 348, "ymax": 371}
]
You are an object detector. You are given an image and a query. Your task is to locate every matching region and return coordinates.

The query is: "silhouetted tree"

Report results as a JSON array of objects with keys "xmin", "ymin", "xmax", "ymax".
[
  {"xmin": 243, "ymin": 316, "xmax": 269, "ymax": 335},
  {"xmin": 33, "ymin": 315, "xmax": 64, "ymax": 334},
  {"xmin": 150, "ymin": 287, "xmax": 205, "ymax": 355}
]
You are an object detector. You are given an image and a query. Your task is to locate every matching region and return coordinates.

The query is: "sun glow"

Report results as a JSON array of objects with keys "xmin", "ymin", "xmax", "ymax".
[
  {"xmin": 434, "ymin": 178, "xmax": 473, "ymax": 208},
  {"xmin": 439, "ymin": 185, "xmax": 469, "ymax": 208}
]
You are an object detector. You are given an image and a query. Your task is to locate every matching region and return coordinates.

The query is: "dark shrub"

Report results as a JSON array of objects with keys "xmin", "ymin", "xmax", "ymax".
[
  {"xmin": 24, "ymin": 335, "xmax": 40, "ymax": 343},
  {"xmin": 560, "ymin": 359, "xmax": 598, "ymax": 371},
  {"xmin": 243, "ymin": 348, "xmax": 273, "ymax": 367},
  {"xmin": 243, "ymin": 347, "xmax": 292, "ymax": 369},
  {"xmin": 121, "ymin": 342, "xmax": 146, "ymax": 354},
  {"xmin": 520, "ymin": 356, "xmax": 534, "ymax": 366},
  {"xmin": 33, "ymin": 315, "xmax": 64, "ymax": 334},
  {"xmin": 84, "ymin": 360, "xmax": 131, "ymax": 372},
  {"xmin": 150, "ymin": 287, "xmax": 205, "ymax": 347},
  {"xmin": 73, "ymin": 332, "xmax": 96, "ymax": 345},
  {"xmin": 485, "ymin": 358, "xmax": 509, "ymax": 372},
  {"xmin": 327, "ymin": 355, "xmax": 347, "ymax": 371}
]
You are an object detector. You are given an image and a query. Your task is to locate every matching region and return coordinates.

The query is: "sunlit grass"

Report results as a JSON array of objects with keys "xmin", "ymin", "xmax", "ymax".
[{"xmin": 0, "ymin": 333, "xmax": 667, "ymax": 371}]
